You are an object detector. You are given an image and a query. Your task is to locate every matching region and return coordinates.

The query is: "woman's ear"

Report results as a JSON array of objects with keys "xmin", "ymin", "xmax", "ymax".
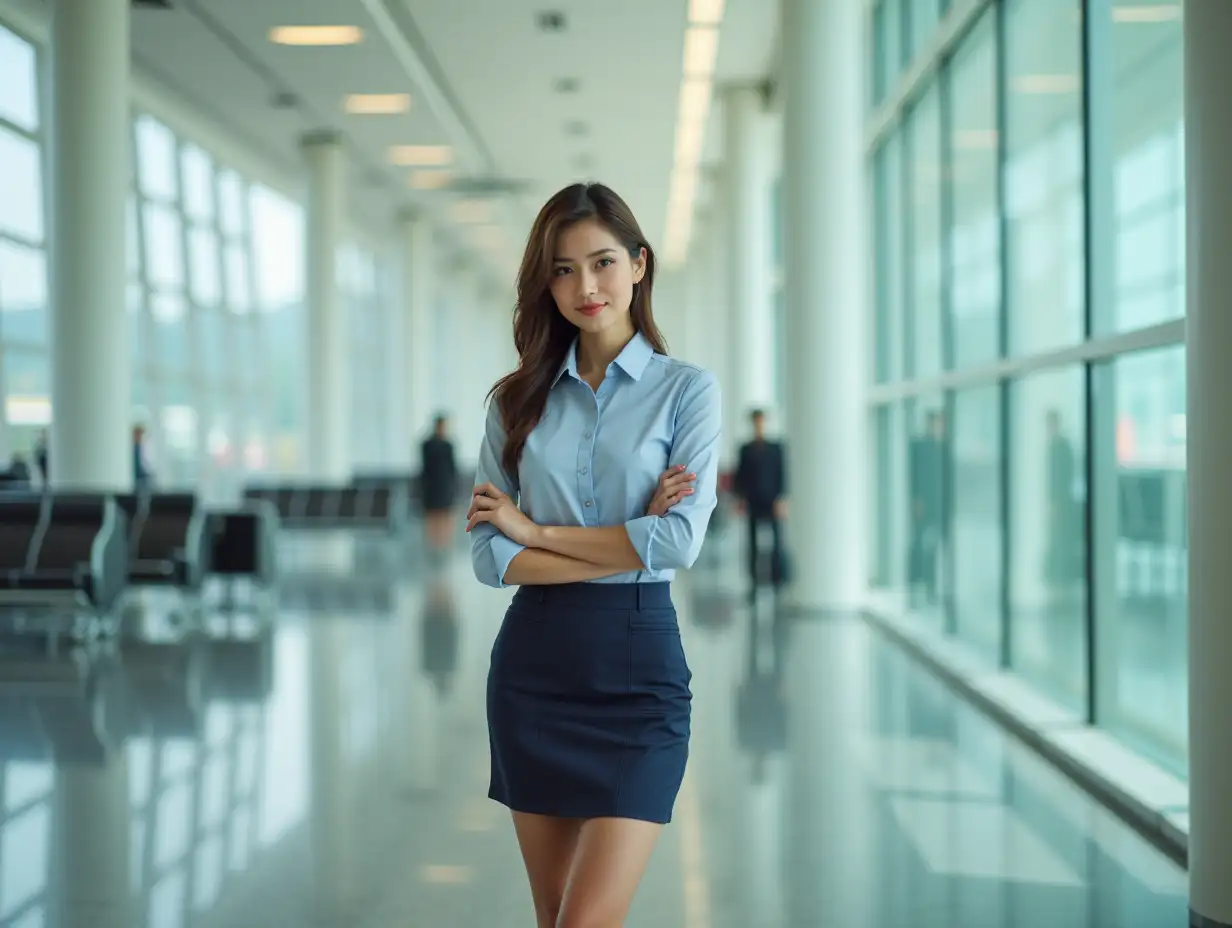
[{"xmin": 632, "ymin": 246, "xmax": 647, "ymax": 284}]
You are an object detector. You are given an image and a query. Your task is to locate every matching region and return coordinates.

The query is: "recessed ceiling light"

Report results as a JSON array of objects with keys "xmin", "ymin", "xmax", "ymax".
[
  {"xmin": 565, "ymin": 120, "xmax": 589, "ymax": 137},
  {"xmin": 682, "ymin": 25, "xmax": 719, "ymax": 79},
  {"xmin": 688, "ymin": 0, "xmax": 725, "ymax": 25},
  {"xmin": 451, "ymin": 199, "xmax": 492, "ymax": 224},
  {"xmin": 409, "ymin": 169, "xmax": 453, "ymax": 190},
  {"xmin": 269, "ymin": 25, "xmax": 363, "ymax": 46},
  {"xmin": 1111, "ymin": 4, "xmax": 1180, "ymax": 23},
  {"xmin": 421, "ymin": 864, "xmax": 471, "ymax": 885},
  {"xmin": 553, "ymin": 77, "xmax": 581, "ymax": 94},
  {"xmin": 345, "ymin": 93, "xmax": 412, "ymax": 115},
  {"xmin": 390, "ymin": 145, "xmax": 453, "ymax": 167},
  {"xmin": 536, "ymin": 10, "xmax": 567, "ymax": 32}
]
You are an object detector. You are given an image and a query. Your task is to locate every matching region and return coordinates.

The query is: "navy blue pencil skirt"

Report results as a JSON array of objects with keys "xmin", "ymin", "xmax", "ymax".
[{"xmin": 487, "ymin": 582, "xmax": 692, "ymax": 824}]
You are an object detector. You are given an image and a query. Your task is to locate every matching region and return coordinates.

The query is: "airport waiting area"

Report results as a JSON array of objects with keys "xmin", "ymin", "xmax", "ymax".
[{"xmin": 0, "ymin": 0, "xmax": 1230, "ymax": 925}]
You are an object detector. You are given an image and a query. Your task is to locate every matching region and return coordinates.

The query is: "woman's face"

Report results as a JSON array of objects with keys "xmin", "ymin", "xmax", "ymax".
[{"xmin": 549, "ymin": 217, "xmax": 646, "ymax": 336}]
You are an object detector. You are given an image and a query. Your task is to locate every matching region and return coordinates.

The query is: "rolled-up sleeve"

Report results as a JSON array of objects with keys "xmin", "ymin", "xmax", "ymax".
[
  {"xmin": 625, "ymin": 369, "xmax": 722, "ymax": 571},
  {"xmin": 471, "ymin": 399, "xmax": 526, "ymax": 588}
]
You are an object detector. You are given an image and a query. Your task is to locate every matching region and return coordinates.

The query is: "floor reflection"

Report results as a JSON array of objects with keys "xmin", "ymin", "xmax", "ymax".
[{"xmin": 0, "ymin": 530, "xmax": 1192, "ymax": 927}]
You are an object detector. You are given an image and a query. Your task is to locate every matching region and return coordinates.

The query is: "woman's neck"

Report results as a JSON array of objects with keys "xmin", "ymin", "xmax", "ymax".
[{"xmin": 576, "ymin": 322, "xmax": 636, "ymax": 380}]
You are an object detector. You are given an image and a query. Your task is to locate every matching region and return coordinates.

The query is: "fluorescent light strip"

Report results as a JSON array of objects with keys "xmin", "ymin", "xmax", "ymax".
[
  {"xmin": 390, "ymin": 144, "xmax": 453, "ymax": 167},
  {"xmin": 678, "ymin": 79, "xmax": 713, "ymax": 126},
  {"xmin": 409, "ymin": 169, "xmax": 453, "ymax": 190},
  {"xmin": 345, "ymin": 93, "xmax": 412, "ymax": 114},
  {"xmin": 270, "ymin": 25, "xmax": 363, "ymax": 46},
  {"xmin": 688, "ymin": 0, "xmax": 725, "ymax": 25},
  {"xmin": 682, "ymin": 25, "xmax": 719, "ymax": 79}
]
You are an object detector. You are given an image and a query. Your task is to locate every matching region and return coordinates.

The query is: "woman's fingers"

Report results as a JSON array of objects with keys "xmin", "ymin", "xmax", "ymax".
[
  {"xmin": 466, "ymin": 495, "xmax": 501, "ymax": 520},
  {"xmin": 465, "ymin": 509, "xmax": 493, "ymax": 533}
]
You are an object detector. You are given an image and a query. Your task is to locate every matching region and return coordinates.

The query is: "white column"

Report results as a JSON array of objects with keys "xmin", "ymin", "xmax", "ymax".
[
  {"xmin": 48, "ymin": 0, "xmax": 130, "ymax": 489},
  {"xmin": 381, "ymin": 246, "xmax": 412, "ymax": 469},
  {"xmin": 303, "ymin": 132, "xmax": 348, "ymax": 481},
  {"xmin": 401, "ymin": 211, "xmax": 435, "ymax": 451},
  {"xmin": 780, "ymin": 0, "xmax": 867, "ymax": 611},
  {"xmin": 1185, "ymin": 3, "xmax": 1232, "ymax": 923},
  {"xmin": 724, "ymin": 84, "xmax": 776, "ymax": 418}
]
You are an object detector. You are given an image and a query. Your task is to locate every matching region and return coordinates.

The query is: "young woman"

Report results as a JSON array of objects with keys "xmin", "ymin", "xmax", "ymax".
[{"xmin": 466, "ymin": 182, "xmax": 721, "ymax": 927}]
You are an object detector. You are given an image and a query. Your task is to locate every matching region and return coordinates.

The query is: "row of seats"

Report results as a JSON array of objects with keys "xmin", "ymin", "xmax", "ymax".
[
  {"xmin": 0, "ymin": 491, "xmax": 279, "ymax": 615},
  {"xmin": 242, "ymin": 483, "xmax": 407, "ymax": 532}
]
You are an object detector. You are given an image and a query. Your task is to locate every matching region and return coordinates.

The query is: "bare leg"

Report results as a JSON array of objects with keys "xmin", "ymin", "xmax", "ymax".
[
  {"xmin": 556, "ymin": 817, "xmax": 663, "ymax": 928},
  {"xmin": 512, "ymin": 812, "xmax": 582, "ymax": 928}
]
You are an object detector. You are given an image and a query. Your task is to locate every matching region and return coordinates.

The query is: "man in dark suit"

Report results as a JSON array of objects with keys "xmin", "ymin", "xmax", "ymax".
[{"xmin": 733, "ymin": 409, "xmax": 788, "ymax": 593}]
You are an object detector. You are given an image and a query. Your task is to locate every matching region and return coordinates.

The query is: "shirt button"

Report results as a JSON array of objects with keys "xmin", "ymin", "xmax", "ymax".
[
  {"xmin": 584, "ymin": 500, "xmax": 594, "ymax": 508},
  {"xmin": 583, "ymin": 432, "xmax": 592, "ymax": 440},
  {"xmin": 579, "ymin": 466, "xmax": 589, "ymax": 475}
]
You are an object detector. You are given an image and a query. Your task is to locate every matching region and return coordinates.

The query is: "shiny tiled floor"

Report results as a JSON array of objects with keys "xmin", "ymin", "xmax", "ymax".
[{"xmin": 0, "ymin": 531, "xmax": 1190, "ymax": 926}]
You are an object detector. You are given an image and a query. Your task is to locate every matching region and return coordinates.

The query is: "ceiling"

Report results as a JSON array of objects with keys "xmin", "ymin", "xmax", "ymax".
[{"xmin": 98, "ymin": 0, "xmax": 780, "ymax": 279}]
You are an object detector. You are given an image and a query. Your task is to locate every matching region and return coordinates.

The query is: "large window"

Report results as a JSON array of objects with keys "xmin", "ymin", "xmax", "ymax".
[
  {"xmin": 1005, "ymin": 0, "xmax": 1085, "ymax": 354},
  {"xmin": 0, "ymin": 23, "xmax": 47, "ymax": 461},
  {"xmin": 905, "ymin": 85, "xmax": 943, "ymax": 377},
  {"xmin": 1010, "ymin": 367, "xmax": 1088, "ymax": 708},
  {"xmin": 1087, "ymin": 0, "xmax": 1184, "ymax": 335},
  {"xmin": 1093, "ymin": 345, "xmax": 1186, "ymax": 769},
  {"xmin": 867, "ymin": 0, "xmax": 1188, "ymax": 773},
  {"xmin": 946, "ymin": 10, "xmax": 1000, "ymax": 368}
]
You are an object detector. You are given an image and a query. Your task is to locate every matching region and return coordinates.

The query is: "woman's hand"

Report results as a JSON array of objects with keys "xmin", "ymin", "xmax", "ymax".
[
  {"xmin": 646, "ymin": 465, "xmax": 696, "ymax": 517},
  {"xmin": 466, "ymin": 483, "xmax": 541, "ymax": 547}
]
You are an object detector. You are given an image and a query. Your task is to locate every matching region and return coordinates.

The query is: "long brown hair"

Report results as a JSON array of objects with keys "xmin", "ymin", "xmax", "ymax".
[{"xmin": 490, "ymin": 183, "xmax": 668, "ymax": 477}]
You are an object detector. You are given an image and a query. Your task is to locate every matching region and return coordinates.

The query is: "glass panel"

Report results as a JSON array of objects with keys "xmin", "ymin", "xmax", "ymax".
[
  {"xmin": 906, "ymin": 394, "xmax": 949, "ymax": 630},
  {"xmin": 3, "ymin": 350, "xmax": 51, "ymax": 458},
  {"xmin": 1087, "ymin": 0, "xmax": 1184, "ymax": 334},
  {"xmin": 189, "ymin": 226, "xmax": 221, "ymax": 307},
  {"xmin": 872, "ymin": 404, "xmax": 906, "ymax": 590},
  {"xmin": 1005, "ymin": 0, "xmax": 1085, "ymax": 353},
  {"xmin": 150, "ymin": 291, "xmax": 191, "ymax": 375},
  {"xmin": 872, "ymin": 136, "xmax": 903, "ymax": 383},
  {"xmin": 225, "ymin": 245, "xmax": 252, "ymax": 313},
  {"xmin": 144, "ymin": 203, "xmax": 185, "ymax": 290},
  {"xmin": 219, "ymin": 170, "xmax": 246, "ymax": 237},
  {"xmin": 907, "ymin": 0, "xmax": 941, "ymax": 63},
  {"xmin": 905, "ymin": 85, "xmax": 943, "ymax": 377},
  {"xmin": 0, "ymin": 129, "xmax": 44, "ymax": 242},
  {"xmin": 947, "ymin": 10, "xmax": 1001, "ymax": 368},
  {"xmin": 0, "ymin": 25, "xmax": 39, "ymax": 133},
  {"xmin": 135, "ymin": 115, "xmax": 178, "ymax": 201},
  {"xmin": 199, "ymin": 308, "xmax": 230, "ymax": 384},
  {"xmin": 181, "ymin": 143, "xmax": 215, "ymax": 222},
  {"xmin": 876, "ymin": 0, "xmax": 904, "ymax": 104},
  {"xmin": 0, "ymin": 239, "xmax": 48, "ymax": 346},
  {"xmin": 952, "ymin": 384, "xmax": 1002, "ymax": 660},
  {"xmin": 1093, "ymin": 345, "xmax": 1186, "ymax": 771},
  {"xmin": 1009, "ymin": 368, "xmax": 1088, "ymax": 708}
]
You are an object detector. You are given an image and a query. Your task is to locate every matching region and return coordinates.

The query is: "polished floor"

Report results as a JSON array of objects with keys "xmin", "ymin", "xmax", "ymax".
[{"xmin": 0, "ymin": 530, "xmax": 1190, "ymax": 926}]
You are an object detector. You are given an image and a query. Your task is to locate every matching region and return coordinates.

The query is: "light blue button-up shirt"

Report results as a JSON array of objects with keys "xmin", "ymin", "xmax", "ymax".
[{"xmin": 471, "ymin": 331, "xmax": 722, "ymax": 588}]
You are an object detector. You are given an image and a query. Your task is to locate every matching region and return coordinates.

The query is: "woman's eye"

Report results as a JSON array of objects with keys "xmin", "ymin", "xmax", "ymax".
[
  {"xmin": 553, "ymin": 266, "xmax": 571, "ymax": 277},
  {"xmin": 596, "ymin": 258, "xmax": 614, "ymax": 270}
]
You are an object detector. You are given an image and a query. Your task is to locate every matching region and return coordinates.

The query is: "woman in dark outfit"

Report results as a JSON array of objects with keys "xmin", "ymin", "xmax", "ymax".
[
  {"xmin": 419, "ymin": 414, "xmax": 458, "ymax": 550},
  {"xmin": 467, "ymin": 183, "xmax": 722, "ymax": 927}
]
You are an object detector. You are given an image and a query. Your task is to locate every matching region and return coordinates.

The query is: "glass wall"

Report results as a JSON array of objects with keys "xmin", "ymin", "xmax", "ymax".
[
  {"xmin": 868, "ymin": 0, "xmax": 1188, "ymax": 773},
  {"xmin": 131, "ymin": 114, "xmax": 270, "ymax": 498},
  {"xmin": 0, "ymin": 22, "xmax": 48, "ymax": 468},
  {"xmin": 0, "ymin": 13, "xmax": 324, "ymax": 495}
]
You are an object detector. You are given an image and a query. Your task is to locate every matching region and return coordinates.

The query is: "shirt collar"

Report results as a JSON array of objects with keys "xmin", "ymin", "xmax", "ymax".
[{"xmin": 553, "ymin": 331, "xmax": 655, "ymax": 385}]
